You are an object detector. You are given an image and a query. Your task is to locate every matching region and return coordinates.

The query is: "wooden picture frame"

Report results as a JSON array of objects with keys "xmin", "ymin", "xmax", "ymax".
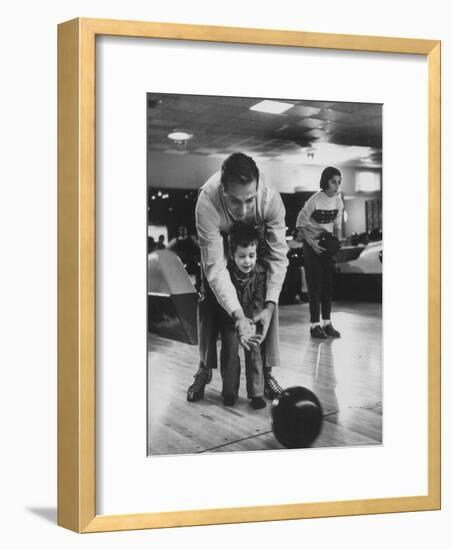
[{"xmin": 57, "ymin": 17, "xmax": 441, "ymax": 533}]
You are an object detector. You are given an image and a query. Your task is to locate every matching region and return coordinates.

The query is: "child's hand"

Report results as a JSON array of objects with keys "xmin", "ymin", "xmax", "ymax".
[{"xmin": 235, "ymin": 317, "xmax": 255, "ymax": 351}]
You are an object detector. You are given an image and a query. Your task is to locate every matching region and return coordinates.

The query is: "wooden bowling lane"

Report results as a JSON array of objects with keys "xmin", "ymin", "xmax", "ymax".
[
  {"xmin": 147, "ymin": 301, "xmax": 382, "ymax": 455},
  {"xmin": 209, "ymin": 418, "xmax": 381, "ymax": 453},
  {"xmin": 325, "ymin": 406, "xmax": 383, "ymax": 444}
]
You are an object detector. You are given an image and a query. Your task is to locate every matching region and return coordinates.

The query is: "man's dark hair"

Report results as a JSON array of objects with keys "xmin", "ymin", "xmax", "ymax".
[
  {"xmin": 319, "ymin": 166, "xmax": 341, "ymax": 191},
  {"xmin": 220, "ymin": 152, "xmax": 259, "ymax": 190},
  {"xmin": 228, "ymin": 221, "xmax": 260, "ymax": 255}
]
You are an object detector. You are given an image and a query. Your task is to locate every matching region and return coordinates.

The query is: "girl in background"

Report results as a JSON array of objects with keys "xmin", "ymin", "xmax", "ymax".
[{"xmin": 296, "ymin": 166, "xmax": 344, "ymax": 339}]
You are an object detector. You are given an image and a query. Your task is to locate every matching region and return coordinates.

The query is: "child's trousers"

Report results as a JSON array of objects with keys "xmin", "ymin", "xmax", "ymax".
[{"xmin": 220, "ymin": 326, "xmax": 265, "ymax": 400}]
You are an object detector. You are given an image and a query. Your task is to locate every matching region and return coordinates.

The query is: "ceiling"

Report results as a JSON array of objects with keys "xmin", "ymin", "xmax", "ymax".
[{"xmin": 147, "ymin": 93, "xmax": 382, "ymax": 167}]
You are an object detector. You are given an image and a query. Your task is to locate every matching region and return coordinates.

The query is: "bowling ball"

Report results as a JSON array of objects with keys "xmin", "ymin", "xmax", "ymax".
[
  {"xmin": 271, "ymin": 386, "xmax": 323, "ymax": 448},
  {"xmin": 318, "ymin": 233, "xmax": 340, "ymax": 257}
]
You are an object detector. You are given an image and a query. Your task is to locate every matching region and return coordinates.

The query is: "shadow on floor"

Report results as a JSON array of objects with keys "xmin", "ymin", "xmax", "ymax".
[{"xmin": 26, "ymin": 507, "xmax": 57, "ymax": 525}]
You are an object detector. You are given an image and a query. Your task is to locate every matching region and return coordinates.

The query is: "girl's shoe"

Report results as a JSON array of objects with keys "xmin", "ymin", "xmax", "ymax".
[
  {"xmin": 324, "ymin": 324, "xmax": 341, "ymax": 338},
  {"xmin": 310, "ymin": 325, "xmax": 327, "ymax": 339}
]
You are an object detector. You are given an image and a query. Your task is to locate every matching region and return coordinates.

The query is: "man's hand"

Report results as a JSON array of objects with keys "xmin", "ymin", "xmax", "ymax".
[
  {"xmin": 247, "ymin": 333, "xmax": 264, "ymax": 352},
  {"xmin": 232, "ymin": 311, "xmax": 254, "ymax": 351},
  {"xmin": 253, "ymin": 303, "xmax": 275, "ymax": 341}
]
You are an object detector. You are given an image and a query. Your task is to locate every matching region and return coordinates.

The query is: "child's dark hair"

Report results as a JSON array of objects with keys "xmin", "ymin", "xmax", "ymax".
[
  {"xmin": 319, "ymin": 166, "xmax": 341, "ymax": 191},
  {"xmin": 228, "ymin": 221, "xmax": 260, "ymax": 256}
]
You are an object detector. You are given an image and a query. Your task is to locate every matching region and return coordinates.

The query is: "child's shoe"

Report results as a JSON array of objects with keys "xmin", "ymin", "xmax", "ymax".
[{"xmin": 250, "ymin": 397, "xmax": 266, "ymax": 409}]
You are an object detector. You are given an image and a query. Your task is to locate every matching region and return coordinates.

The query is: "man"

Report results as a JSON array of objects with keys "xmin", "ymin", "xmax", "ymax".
[{"xmin": 187, "ymin": 152, "xmax": 289, "ymax": 402}]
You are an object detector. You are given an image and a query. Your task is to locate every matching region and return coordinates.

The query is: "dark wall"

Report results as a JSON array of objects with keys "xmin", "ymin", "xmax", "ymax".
[
  {"xmin": 148, "ymin": 188, "xmax": 198, "ymax": 240},
  {"xmin": 148, "ymin": 187, "xmax": 314, "ymax": 239},
  {"xmin": 281, "ymin": 191, "xmax": 314, "ymax": 232}
]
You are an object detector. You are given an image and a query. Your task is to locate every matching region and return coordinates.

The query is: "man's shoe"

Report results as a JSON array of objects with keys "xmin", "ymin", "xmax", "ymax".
[
  {"xmin": 323, "ymin": 324, "xmax": 341, "ymax": 338},
  {"xmin": 264, "ymin": 375, "xmax": 283, "ymax": 399},
  {"xmin": 187, "ymin": 368, "xmax": 212, "ymax": 402},
  {"xmin": 310, "ymin": 325, "xmax": 328, "ymax": 339}
]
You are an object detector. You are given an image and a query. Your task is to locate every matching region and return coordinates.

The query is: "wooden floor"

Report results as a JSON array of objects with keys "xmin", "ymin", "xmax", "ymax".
[{"xmin": 147, "ymin": 302, "xmax": 382, "ymax": 456}]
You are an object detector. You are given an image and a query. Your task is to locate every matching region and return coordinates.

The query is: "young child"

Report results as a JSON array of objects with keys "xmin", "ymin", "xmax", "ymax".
[
  {"xmin": 219, "ymin": 222, "xmax": 267, "ymax": 409},
  {"xmin": 296, "ymin": 166, "xmax": 343, "ymax": 339}
]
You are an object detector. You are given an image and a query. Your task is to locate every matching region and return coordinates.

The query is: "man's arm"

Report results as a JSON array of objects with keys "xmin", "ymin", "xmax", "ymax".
[
  {"xmin": 249, "ymin": 190, "xmax": 288, "ymax": 340},
  {"xmin": 263, "ymin": 188, "xmax": 289, "ymax": 304},
  {"xmin": 195, "ymin": 190, "xmax": 242, "ymax": 317}
]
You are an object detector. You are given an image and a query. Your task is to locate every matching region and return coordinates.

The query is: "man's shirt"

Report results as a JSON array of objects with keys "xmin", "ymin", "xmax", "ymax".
[{"xmin": 195, "ymin": 172, "xmax": 289, "ymax": 316}]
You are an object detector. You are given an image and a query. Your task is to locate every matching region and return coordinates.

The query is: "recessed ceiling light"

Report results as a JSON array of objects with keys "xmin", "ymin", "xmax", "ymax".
[
  {"xmin": 168, "ymin": 131, "xmax": 193, "ymax": 141},
  {"xmin": 249, "ymin": 100, "xmax": 294, "ymax": 114}
]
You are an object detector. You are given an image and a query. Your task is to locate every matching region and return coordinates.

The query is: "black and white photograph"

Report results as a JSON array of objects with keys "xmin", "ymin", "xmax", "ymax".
[
  {"xmin": 146, "ymin": 92, "xmax": 383, "ymax": 456},
  {"xmin": 4, "ymin": 0, "xmax": 447, "ymax": 543}
]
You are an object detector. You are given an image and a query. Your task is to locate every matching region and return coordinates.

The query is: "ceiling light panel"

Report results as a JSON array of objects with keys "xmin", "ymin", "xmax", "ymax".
[{"xmin": 249, "ymin": 100, "xmax": 294, "ymax": 114}]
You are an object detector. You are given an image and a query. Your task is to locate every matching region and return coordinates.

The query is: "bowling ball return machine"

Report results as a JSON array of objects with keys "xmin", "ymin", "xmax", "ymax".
[{"xmin": 148, "ymin": 250, "xmax": 198, "ymax": 345}]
